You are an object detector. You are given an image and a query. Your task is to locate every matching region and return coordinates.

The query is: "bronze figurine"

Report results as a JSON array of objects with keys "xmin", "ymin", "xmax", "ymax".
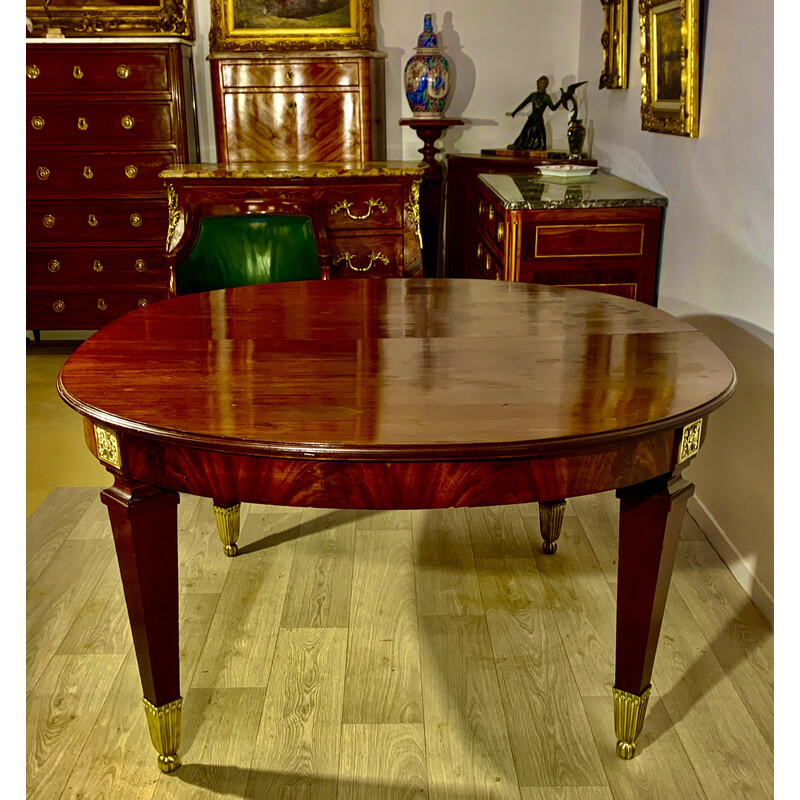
[{"xmin": 506, "ymin": 76, "xmax": 561, "ymax": 151}]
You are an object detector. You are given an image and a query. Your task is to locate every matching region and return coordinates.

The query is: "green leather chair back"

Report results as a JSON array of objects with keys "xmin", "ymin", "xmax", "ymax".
[{"xmin": 175, "ymin": 214, "xmax": 321, "ymax": 296}]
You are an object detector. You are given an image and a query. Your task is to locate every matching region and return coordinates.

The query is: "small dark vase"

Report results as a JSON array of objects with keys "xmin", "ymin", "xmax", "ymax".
[{"xmin": 567, "ymin": 118, "xmax": 587, "ymax": 160}]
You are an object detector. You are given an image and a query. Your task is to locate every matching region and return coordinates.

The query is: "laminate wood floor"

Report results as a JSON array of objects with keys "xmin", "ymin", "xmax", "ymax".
[{"xmin": 26, "ymin": 489, "xmax": 774, "ymax": 800}]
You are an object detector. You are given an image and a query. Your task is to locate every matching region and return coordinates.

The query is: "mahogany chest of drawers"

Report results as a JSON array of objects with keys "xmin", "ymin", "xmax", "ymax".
[
  {"xmin": 160, "ymin": 163, "xmax": 424, "ymax": 280},
  {"xmin": 469, "ymin": 172, "xmax": 667, "ymax": 305},
  {"xmin": 26, "ymin": 40, "xmax": 199, "ymax": 332},
  {"xmin": 210, "ymin": 52, "xmax": 386, "ymax": 163}
]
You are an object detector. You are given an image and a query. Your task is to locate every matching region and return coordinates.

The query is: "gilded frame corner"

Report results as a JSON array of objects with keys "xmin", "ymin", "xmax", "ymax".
[
  {"xmin": 600, "ymin": 0, "xmax": 629, "ymax": 90},
  {"xmin": 25, "ymin": 1, "xmax": 195, "ymax": 39},
  {"xmin": 209, "ymin": 0, "xmax": 376, "ymax": 53},
  {"xmin": 639, "ymin": 0, "xmax": 700, "ymax": 137}
]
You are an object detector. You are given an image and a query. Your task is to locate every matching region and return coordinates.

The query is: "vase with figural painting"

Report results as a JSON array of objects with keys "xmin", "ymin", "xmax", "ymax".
[{"xmin": 404, "ymin": 14, "xmax": 450, "ymax": 117}]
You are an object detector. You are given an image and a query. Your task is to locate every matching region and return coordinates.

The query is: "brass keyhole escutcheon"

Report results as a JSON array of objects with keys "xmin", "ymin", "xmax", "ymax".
[
  {"xmin": 27, "ymin": 65, "xmax": 40, "ymax": 79},
  {"xmin": 78, "ymin": 117, "xmax": 88, "ymax": 131},
  {"xmin": 36, "ymin": 166, "xmax": 50, "ymax": 181},
  {"xmin": 83, "ymin": 166, "xmax": 94, "ymax": 180},
  {"xmin": 129, "ymin": 214, "xmax": 143, "ymax": 227},
  {"xmin": 47, "ymin": 259, "xmax": 61, "ymax": 273},
  {"xmin": 286, "ymin": 68, "xmax": 294, "ymax": 81},
  {"xmin": 52, "ymin": 300, "xmax": 66, "ymax": 313},
  {"xmin": 124, "ymin": 164, "xmax": 138, "ymax": 179},
  {"xmin": 73, "ymin": 65, "xmax": 84, "ymax": 79},
  {"xmin": 137, "ymin": 299, "xmax": 149, "ymax": 308},
  {"xmin": 88, "ymin": 214, "xmax": 98, "ymax": 227},
  {"xmin": 93, "ymin": 260, "xmax": 104, "ymax": 272},
  {"xmin": 97, "ymin": 298, "xmax": 107, "ymax": 311},
  {"xmin": 287, "ymin": 99, "xmax": 298, "ymax": 115},
  {"xmin": 134, "ymin": 259, "xmax": 148, "ymax": 273},
  {"xmin": 42, "ymin": 214, "xmax": 55, "ymax": 228},
  {"xmin": 31, "ymin": 115, "xmax": 45, "ymax": 130},
  {"xmin": 116, "ymin": 65, "xmax": 130, "ymax": 79},
  {"xmin": 121, "ymin": 115, "xmax": 135, "ymax": 130}
]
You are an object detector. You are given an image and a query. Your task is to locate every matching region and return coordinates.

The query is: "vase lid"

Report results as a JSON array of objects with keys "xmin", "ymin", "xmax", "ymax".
[{"xmin": 417, "ymin": 14, "xmax": 438, "ymax": 47}]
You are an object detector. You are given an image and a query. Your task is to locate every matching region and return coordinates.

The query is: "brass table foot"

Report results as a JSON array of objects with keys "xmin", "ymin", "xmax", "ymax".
[
  {"xmin": 538, "ymin": 499, "xmax": 566, "ymax": 554},
  {"xmin": 213, "ymin": 503, "xmax": 241, "ymax": 557},
  {"xmin": 142, "ymin": 697, "xmax": 182, "ymax": 773},
  {"xmin": 613, "ymin": 685, "xmax": 651, "ymax": 759}
]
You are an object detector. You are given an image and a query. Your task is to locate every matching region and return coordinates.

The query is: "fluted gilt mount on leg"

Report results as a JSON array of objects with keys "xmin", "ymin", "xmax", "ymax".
[
  {"xmin": 613, "ymin": 685, "xmax": 651, "ymax": 759},
  {"xmin": 142, "ymin": 696, "xmax": 183, "ymax": 773},
  {"xmin": 213, "ymin": 502, "xmax": 241, "ymax": 556},
  {"xmin": 538, "ymin": 499, "xmax": 566, "ymax": 553}
]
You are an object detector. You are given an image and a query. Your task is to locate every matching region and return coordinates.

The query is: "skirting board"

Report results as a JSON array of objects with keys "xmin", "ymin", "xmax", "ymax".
[{"xmin": 687, "ymin": 495, "xmax": 774, "ymax": 626}]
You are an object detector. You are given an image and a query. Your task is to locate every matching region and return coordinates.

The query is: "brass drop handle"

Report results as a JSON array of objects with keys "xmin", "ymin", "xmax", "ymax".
[
  {"xmin": 78, "ymin": 117, "xmax": 88, "ymax": 130},
  {"xmin": 42, "ymin": 214, "xmax": 55, "ymax": 228},
  {"xmin": 31, "ymin": 115, "xmax": 45, "ymax": 130},
  {"xmin": 124, "ymin": 164, "xmax": 138, "ymax": 179},
  {"xmin": 52, "ymin": 300, "xmax": 66, "ymax": 313},
  {"xmin": 485, "ymin": 254, "xmax": 492, "ymax": 272},
  {"xmin": 287, "ymin": 99, "xmax": 297, "ymax": 115},
  {"xmin": 83, "ymin": 166, "xmax": 93, "ymax": 179},
  {"xmin": 121, "ymin": 115, "xmax": 135, "ymax": 129},
  {"xmin": 333, "ymin": 251, "xmax": 390, "ymax": 273},
  {"xmin": 27, "ymin": 65, "xmax": 40, "ymax": 79},
  {"xmin": 73, "ymin": 65, "xmax": 84, "ymax": 80},
  {"xmin": 330, "ymin": 198, "xmax": 389, "ymax": 221},
  {"xmin": 129, "ymin": 214, "xmax": 143, "ymax": 227},
  {"xmin": 88, "ymin": 214, "xmax": 98, "ymax": 227},
  {"xmin": 97, "ymin": 298, "xmax": 107, "ymax": 311},
  {"xmin": 496, "ymin": 220, "xmax": 505, "ymax": 244},
  {"xmin": 36, "ymin": 166, "xmax": 50, "ymax": 181},
  {"xmin": 134, "ymin": 259, "xmax": 148, "ymax": 272},
  {"xmin": 93, "ymin": 260, "xmax": 104, "ymax": 272},
  {"xmin": 47, "ymin": 259, "xmax": 61, "ymax": 273},
  {"xmin": 116, "ymin": 65, "xmax": 130, "ymax": 79},
  {"xmin": 488, "ymin": 206, "xmax": 495, "ymax": 221}
]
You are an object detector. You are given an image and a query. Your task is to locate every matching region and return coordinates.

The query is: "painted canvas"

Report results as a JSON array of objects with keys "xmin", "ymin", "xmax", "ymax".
[
  {"xmin": 654, "ymin": 3, "xmax": 683, "ymax": 103},
  {"xmin": 234, "ymin": 0, "xmax": 351, "ymax": 29}
]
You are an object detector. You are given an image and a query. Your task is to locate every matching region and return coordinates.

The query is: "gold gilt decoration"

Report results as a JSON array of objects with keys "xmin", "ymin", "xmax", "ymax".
[
  {"xmin": 639, "ymin": 0, "xmax": 700, "ymax": 137},
  {"xmin": 208, "ymin": 0, "xmax": 376, "ymax": 53},
  {"xmin": 166, "ymin": 183, "xmax": 180, "ymax": 251},
  {"xmin": 406, "ymin": 178, "xmax": 423, "ymax": 250},
  {"xmin": 213, "ymin": 503, "xmax": 241, "ymax": 557},
  {"xmin": 94, "ymin": 424, "xmax": 122, "ymax": 468},
  {"xmin": 613, "ymin": 685, "xmax": 652, "ymax": 759},
  {"xmin": 678, "ymin": 418, "xmax": 702, "ymax": 463},
  {"xmin": 330, "ymin": 197, "xmax": 388, "ymax": 220},
  {"xmin": 600, "ymin": 0, "xmax": 629, "ymax": 89},
  {"xmin": 142, "ymin": 696, "xmax": 183, "ymax": 773},
  {"xmin": 25, "ymin": 1, "xmax": 194, "ymax": 39}
]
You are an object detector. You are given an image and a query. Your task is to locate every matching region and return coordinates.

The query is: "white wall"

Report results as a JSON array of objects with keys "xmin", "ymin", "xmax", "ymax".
[{"xmin": 578, "ymin": 0, "xmax": 774, "ymax": 621}]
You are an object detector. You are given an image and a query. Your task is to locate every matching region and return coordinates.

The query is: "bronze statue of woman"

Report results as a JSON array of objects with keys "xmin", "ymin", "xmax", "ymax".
[{"xmin": 506, "ymin": 75, "xmax": 561, "ymax": 151}]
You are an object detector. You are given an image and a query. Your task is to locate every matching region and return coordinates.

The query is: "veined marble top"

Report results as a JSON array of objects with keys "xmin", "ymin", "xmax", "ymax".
[
  {"xmin": 160, "ymin": 162, "xmax": 426, "ymax": 180},
  {"xmin": 479, "ymin": 171, "xmax": 668, "ymax": 210}
]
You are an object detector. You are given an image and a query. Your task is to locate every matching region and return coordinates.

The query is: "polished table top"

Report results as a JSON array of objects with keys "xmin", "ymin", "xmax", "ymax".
[{"xmin": 58, "ymin": 279, "xmax": 735, "ymax": 462}]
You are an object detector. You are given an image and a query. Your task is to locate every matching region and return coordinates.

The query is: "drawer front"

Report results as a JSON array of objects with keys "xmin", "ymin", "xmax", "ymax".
[
  {"xmin": 321, "ymin": 184, "xmax": 405, "ymax": 231},
  {"xmin": 26, "ymin": 49, "xmax": 171, "ymax": 95},
  {"xmin": 533, "ymin": 222, "xmax": 645, "ymax": 259},
  {"xmin": 27, "ymin": 246, "xmax": 168, "ymax": 289},
  {"xmin": 28, "ymin": 199, "xmax": 167, "ymax": 244},
  {"xmin": 27, "ymin": 288, "xmax": 168, "ymax": 329},
  {"xmin": 475, "ymin": 237, "xmax": 505, "ymax": 281},
  {"xmin": 329, "ymin": 235, "xmax": 404, "ymax": 278},
  {"xmin": 27, "ymin": 101, "xmax": 174, "ymax": 146},
  {"xmin": 28, "ymin": 150, "xmax": 178, "ymax": 197},
  {"xmin": 221, "ymin": 60, "xmax": 359, "ymax": 88}
]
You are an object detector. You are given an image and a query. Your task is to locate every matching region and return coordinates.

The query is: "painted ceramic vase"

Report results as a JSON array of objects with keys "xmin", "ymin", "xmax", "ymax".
[{"xmin": 404, "ymin": 14, "xmax": 450, "ymax": 117}]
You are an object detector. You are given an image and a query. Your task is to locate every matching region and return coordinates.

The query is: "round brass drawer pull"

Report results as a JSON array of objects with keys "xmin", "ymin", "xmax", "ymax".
[
  {"xmin": 78, "ymin": 117, "xmax": 88, "ymax": 131},
  {"xmin": 117, "ymin": 65, "xmax": 130, "ymax": 79},
  {"xmin": 97, "ymin": 298, "xmax": 108, "ymax": 311},
  {"xmin": 137, "ymin": 299, "xmax": 149, "ymax": 308},
  {"xmin": 27, "ymin": 65, "xmax": 40, "ymax": 80},
  {"xmin": 121, "ymin": 115, "xmax": 135, "ymax": 130},
  {"xmin": 83, "ymin": 166, "xmax": 94, "ymax": 180},
  {"xmin": 31, "ymin": 116, "xmax": 45, "ymax": 130},
  {"xmin": 42, "ymin": 214, "xmax": 55, "ymax": 228},
  {"xmin": 93, "ymin": 260, "xmax": 104, "ymax": 272},
  {"xmin": 52, "ymin": 300, "xmax": 65, "ymax": 313},
  {"xmin": 36, "ymin": 166, "xmax": 50, "ymax": 181},
  {"xmin": 129, "ymin": 214, "xmax": 143, "ymax": 227},
  {"xmin": 124, "ymin": 164, "xmax": 138, "ymax": 179},
  {"xmin": 73, "ymin": 66, "xmax": 84, "ymax": 80},
  {"xmin": 88, "ymin": 214, "xmax": 99, "ymax": 227},
  {"xmin": 134, "ymin": 259, "xmax": 148, "ymax": 273},
  {"xmin": 47, "ymin": 259, "xmax": 61, "ymax": 273}
]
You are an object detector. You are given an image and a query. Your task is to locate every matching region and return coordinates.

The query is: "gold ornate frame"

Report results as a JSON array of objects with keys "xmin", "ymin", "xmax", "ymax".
[
  {"xmin": 209, "ymin": 0, "xmax": 376, "ymax": 53},
  {"xmin": 639, "ymin": 0, "xmax": 700, "ymax": 137},
  {"xmin": 26, "ymin": 1, "xmax": 194, "ymax": 38},
  {"xmin": 600, "ymin": 0, "xmax": 629, "ymax": 89}
]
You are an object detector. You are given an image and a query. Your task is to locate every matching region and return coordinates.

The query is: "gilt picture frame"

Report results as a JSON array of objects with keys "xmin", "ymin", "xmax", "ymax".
[
  {"xmin": 209, "ymin": 0, "xmax": 376, "ymax": 53},
  {"xmin": 25, "ymin": 1, "xmax": 194, "ymax": 39},
  {"xmin": 600, "ymin": 0, "xmax": 629, "ymax": 89},
  {"xmin": 639, "ymin": 0, "xmax": 700, "ymax": 137}
]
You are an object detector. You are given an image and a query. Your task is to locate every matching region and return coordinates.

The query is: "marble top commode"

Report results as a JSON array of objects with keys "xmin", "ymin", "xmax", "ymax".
[{"xmin": 479, "ymin": 171, "xmax": 668, "ymax": 211}]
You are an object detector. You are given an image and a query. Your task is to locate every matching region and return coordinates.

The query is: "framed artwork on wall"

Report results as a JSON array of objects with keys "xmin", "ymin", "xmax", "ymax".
[
  {"xmin": 209, "ymin": 0, "xmax": 376, "ymax": 52},
  {"xmin": 639, "ymin": 0, "xmax": 700, "ymax": 137},
  {"xmin": 26, "ymin": 0, "xmax": 194, "ymax": 38},
  {"xmin": 599, "ymin": 0, "xmax": 629, "ymax": 89}
]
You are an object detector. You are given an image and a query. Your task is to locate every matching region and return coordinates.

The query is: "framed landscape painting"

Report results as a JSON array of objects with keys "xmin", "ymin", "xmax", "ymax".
[
  {"xmin": 26, "ymin": 0, "xmax": 194, "ymax": 38},
  {"xmin": 639, "ymin": 0, "xmax": 700, "ymax": 137},
  {"xmin": 209, "ymin": 0, "xmax": 376, "ymax": 52}
]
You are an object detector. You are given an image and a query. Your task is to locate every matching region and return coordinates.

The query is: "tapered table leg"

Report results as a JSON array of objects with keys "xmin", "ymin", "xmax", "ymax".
[
  {"xmin": 101, "ymin": 477, "xmax": 182, "ymax": 773},
  {"xmin": 613, "ymin": 473, "xmax": 694, "ymax": 759},
  {"xmin": 213, "ymin": 500, "xmax": 241, "ymax": 557},
  {"xmin": 538, "ymin": 499, "xmax": 566, "ymax": 553}
]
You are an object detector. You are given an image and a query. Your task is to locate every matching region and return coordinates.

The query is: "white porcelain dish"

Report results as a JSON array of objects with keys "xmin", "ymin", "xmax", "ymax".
[{"xmin": 537, "ymin": 164, "xmax": 596, "ymax": 178}]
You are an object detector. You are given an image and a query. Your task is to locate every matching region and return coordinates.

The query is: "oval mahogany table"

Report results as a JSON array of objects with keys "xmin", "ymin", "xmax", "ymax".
[{"xmin": 57, "ymin": 278, "xmax": 736, "ymax": 772}]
